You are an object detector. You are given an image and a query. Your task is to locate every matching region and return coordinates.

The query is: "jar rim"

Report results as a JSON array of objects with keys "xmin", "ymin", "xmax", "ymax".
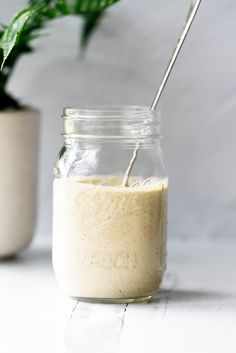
[
  {"xmin": 62, "ymin": 105, "xmax": 161, "ymax": 140},
  {"xmin": 63, "ymin": 105, "xmax": 160, "ymax": 121}
]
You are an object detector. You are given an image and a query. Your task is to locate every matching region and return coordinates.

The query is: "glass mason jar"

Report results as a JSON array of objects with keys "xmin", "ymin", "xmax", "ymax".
[{"xmin": 53, "ymin": 106, "xmax": 168, "ymax": 303}]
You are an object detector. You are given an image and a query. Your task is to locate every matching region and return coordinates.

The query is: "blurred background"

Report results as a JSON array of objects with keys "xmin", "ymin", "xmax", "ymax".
[{"xmin": 1, "ymin": 0, "xmax": 235, "ymax": 240}]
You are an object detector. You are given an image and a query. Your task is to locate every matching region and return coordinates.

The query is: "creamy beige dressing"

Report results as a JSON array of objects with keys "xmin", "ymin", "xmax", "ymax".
[{"xmin": 53, "ymin": 176, "xmax": 167, "ymax": 299}]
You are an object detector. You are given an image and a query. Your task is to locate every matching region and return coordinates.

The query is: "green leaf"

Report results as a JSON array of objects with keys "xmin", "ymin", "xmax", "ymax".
[
  {"xmin": 80, "ymin": 11, "xmax": 103, "ymax": 48},
  {"xmin": 71, "ymin": 0, "xmax": 120, "ymax": 14},
  {"xmin": 56, "ymin": 0, "xmax": 70, "ymax": 14},
  {"xmin": 0, "ymin": 1, "xmax": 120, "ymax": 70},
  {"xmin": 0, "ymin": 0, "xmax": 121, "ymax": 109},
  {"xmin": 0, "ymin": 8, "xmax": 33, "ymax": 70}
]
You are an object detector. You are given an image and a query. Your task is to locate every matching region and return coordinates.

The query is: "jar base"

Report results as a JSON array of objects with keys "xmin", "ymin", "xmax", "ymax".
[{"xmin": 73, "ymin": 295, "xmax": 154, "ymax": 304}]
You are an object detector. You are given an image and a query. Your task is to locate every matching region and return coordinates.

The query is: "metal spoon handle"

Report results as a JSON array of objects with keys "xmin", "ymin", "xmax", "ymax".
[
  {"xmin": 150, "ymin": 0, "xmax": 202, "ymax": 111},
  {"xmin": 122, "ymin": 0, "xmax": 202, "ymax": 187}
]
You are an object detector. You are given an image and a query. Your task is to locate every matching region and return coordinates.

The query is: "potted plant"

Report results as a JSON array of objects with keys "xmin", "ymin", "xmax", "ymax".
[{"xmin": 0, "ymin": 0, "xmax": 119, "ymax": 257}]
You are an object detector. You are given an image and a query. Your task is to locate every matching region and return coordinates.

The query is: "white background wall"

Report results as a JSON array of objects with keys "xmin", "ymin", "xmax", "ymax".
[{"xmin": 1, "ymin": 0, "xmax": 236, "ymax": 240}]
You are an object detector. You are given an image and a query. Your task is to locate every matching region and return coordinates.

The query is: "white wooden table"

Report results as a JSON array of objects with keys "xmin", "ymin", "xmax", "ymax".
[{"xmin": 0, "ymin": 236, "xmax": 235, "ymax": 353}]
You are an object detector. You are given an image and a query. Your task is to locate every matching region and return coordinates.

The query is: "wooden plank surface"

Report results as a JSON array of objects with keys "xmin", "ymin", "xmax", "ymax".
[
  {"xmin": 67, "ymin": 239, "xmax": 236, "ymax": 353},
  {"xmin": 0, "ymin": 237, "xmax": 235, "ymax": 353}
]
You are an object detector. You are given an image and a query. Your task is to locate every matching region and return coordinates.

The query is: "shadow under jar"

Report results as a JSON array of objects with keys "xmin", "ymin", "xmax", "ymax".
[{"xmin": 53, "ymin": 106, "xmax": 168, "ymax": 303}]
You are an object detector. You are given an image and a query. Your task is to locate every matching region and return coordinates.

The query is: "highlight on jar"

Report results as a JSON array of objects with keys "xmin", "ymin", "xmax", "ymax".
[{"xmin": 52, "ymin": 106, "xmax": 168, "ymax": 303}]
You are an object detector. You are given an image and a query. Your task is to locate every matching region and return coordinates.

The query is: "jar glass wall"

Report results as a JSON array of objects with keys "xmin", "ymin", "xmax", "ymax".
[{"xmin": 53, "ymin": 106, "xmax": 168, "ymax": 303}]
